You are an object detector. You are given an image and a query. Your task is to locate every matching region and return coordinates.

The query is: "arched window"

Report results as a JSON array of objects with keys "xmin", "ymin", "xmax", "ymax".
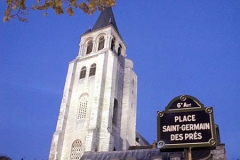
[
  {"xmin": 112, "ymin": 99, "xmax": 118, "ymax": 126},
  {"xmin": 70, "ymin": 139, "xmax": 82, "ymax": 160},
  {"xmin": 86, "ymin": 40, "xmax": 93, "ymax": 55},
  {"xmin": 77, "ymin": 95, "xmax": 88, "ymax": 120},
  {"xmin": 118, "ymin": 44, "xmax": 122, "ymax": 56},
  {"xmin": 89, "ymin": 63, "xmax": 96, "ymax": 76},
  {"xmin": 79, "ymin": 66, "xmax": 86, "ymax": 79},
  {"xmin": 98, "ymin": 36, "xmax": 105, "ymax": 51},
  {"xmin": 111, "ymin": 38, "xmax": 115, "ymax": 51}
]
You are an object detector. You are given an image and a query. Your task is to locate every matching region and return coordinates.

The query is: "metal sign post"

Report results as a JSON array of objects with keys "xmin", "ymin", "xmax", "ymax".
[
  {"xmin": 187, "ymin": 147, "xmax": 192, "ymax": 160},
  {"xmin": 184, "ymin": 147, "xmax": 192, "ymax": 160}
]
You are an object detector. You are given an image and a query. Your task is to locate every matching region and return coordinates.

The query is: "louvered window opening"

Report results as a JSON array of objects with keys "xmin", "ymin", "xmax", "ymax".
[
  {"xmin": 86, "ymin": 41, "xmax": 93, "ymax": 55},
  {"xmin": 77, "ymin": 101, "xmax": 88, "ymax": 119},
  {"xmin": 118, "ymin": 44, "xmax": 122, "ymax": 56},
  {"xmin": 70, "ymin": 140, "xmax": 82, "ymax": 160},
  {"xmin": 98, "ymin": 36, "xmax": 105, "ymax": 51},
  {"xmin": 111, "ymin": 38, "xmax": 115, "ymax": 51}
]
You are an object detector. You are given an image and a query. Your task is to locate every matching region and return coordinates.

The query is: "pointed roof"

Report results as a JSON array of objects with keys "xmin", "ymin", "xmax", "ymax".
[{"xmin": 91, "ymin": 7, "xmax": 120, "ymax": 35}]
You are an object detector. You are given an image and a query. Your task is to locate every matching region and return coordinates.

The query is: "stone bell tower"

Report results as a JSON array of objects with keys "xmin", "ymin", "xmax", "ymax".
[{"xmin": 49, "ymin": 7, "xmax": 138, "ymax": 160}]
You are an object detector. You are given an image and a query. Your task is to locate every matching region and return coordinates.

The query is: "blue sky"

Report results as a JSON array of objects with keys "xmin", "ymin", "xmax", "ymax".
[{"xmin": 1, "ymin": 1, "xmax": 239, "ymax": 159}]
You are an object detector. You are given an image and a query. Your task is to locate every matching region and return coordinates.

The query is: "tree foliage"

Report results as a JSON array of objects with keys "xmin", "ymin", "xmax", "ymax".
[{"xmin": 3, "ymin": 0, "xmax": 116, "ymax": 22}]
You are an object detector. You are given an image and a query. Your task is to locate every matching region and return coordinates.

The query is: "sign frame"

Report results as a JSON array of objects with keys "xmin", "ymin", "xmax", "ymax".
[{"xmin": 157, "ymin": 95, "xmax": 217, "ymax": 149}]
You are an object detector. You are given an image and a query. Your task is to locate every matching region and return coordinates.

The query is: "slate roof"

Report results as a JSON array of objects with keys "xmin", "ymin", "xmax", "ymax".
[
  {"xmin": 80, "ymin": 149, "xmax": 181, "ymax": 160},
  {"xmin": 92, "ymin": 7, "xmax": 119, "ymax": 34},
  {"xmin": 80, "ymin": 148, "xmax": 213, "ymax": 160},
  {"xmin": 192, "ymin": 148, "xmax": 211, "ymax": 160},
  {"xmin": 82, "ymin": 7, "xmax": 121, "ymax": 37}
]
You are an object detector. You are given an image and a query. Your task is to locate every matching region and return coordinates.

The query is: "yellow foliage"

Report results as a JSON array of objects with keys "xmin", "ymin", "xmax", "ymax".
[
  {"xmin": 47, "ymin": 2, "xmax": 55, "ymax": 8},
  {"xmin": 17, "ymin": 0, "xmax": 26, "ymax": 10},
  {"xmin": 7, "ymin": 0, "xmax": 14, "ymax": 5},
  {"xmin": 79, "ymin": 3, "xmax": 86, "ymax": 9},
  {"xmin": 55, "ymin": 1, "xmax": 62, "ymax": 7},
  {"xmin": 67, "ymin": 7, "xmax": 74, "ymax": 16},
  {"xmin": 70, "ymin": 0, "xmax": 77, "ymax": 8},
  {"xmin": 55, "ymin": 6, "xmax": 64, "ymax": 15},
  {"xmin": 3, "ymin": 0, "xmax": 116, "ymax": 22},
  {"xmin": 4, "ymin": 7, "xmax": 11, "ymax": 16},
  {"xmin": 12, "ymin": 5, "xmax": 17, "ymax": 10},
  {"xmin": 3, "ymin": 16, "xmax": 10, "ymax": 22}
]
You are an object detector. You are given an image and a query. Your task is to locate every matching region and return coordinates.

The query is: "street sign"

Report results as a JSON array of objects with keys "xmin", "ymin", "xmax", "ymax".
[{"xmin": 157, "ymin": 95, "xmax": 217, "ymax": 149}]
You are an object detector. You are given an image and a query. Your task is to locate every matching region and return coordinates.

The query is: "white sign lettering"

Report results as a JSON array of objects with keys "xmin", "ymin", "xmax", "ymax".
[
  {"xmin": 177, "ymin": 102, "xmax": 192, "ymax": 108},
  {"xmin": 162, "ymin": 113, "xmax": 210, "ymax": 141},
  {"xmin": 174, "ymin": 115, "xmax": 196, "ymax": 122}
]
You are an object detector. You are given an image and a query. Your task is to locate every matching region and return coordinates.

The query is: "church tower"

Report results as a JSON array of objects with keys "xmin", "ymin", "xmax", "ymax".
[{"xmin": 49, "ymin": 7, "xmax": 138, "ymax": 160}]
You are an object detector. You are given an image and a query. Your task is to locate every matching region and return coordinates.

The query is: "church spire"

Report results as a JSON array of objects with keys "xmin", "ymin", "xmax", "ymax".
[{"xmin": 91, "ymin": 7, "xmax": 120, "ymax": 35}]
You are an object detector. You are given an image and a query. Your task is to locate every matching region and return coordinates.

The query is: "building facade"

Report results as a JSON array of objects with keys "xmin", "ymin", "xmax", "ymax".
[{"xmin": 49, "ymin": 7, "xmax": 140, "ymax": 160}]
